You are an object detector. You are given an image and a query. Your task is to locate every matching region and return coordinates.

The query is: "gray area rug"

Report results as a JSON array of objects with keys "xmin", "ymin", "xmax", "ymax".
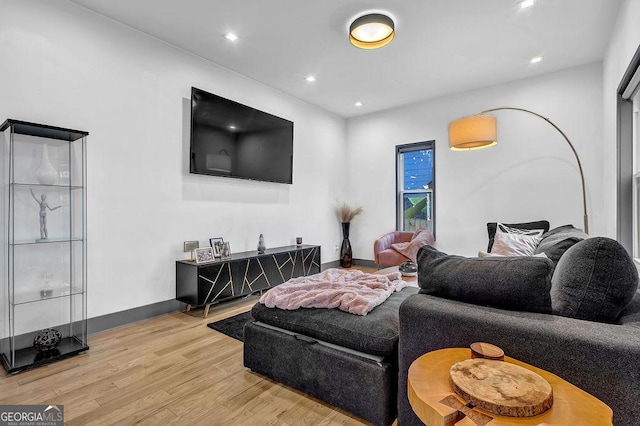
[{"xmin": 207, "ymin": 311, "xmax": 253, "ymax": 341}]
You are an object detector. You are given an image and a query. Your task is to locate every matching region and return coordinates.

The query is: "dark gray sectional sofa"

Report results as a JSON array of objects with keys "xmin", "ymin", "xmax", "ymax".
[{"xmin": 244, "ymin": 225, "xmax": 640, "ymax": 426}]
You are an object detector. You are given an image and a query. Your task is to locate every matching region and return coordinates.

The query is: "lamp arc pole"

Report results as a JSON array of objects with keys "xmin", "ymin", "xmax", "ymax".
[{"xmin": 479, "ymin": 107, "xmax": 588, "ymax": 234}]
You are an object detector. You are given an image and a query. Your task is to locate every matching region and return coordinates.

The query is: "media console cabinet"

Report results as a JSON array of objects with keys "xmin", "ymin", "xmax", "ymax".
[{"xmin": 176, "ymin": 245, "xmax": 321, "ymax": 317}]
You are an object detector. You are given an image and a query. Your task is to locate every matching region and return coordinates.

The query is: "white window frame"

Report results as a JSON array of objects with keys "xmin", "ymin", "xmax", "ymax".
[
  {"xmin": 617, "ymin": 44, "xmax": 640, "ymax": 259},
  {"xmin": 631, "ymin": 90, "xmax": 640, "ymax": 260}
]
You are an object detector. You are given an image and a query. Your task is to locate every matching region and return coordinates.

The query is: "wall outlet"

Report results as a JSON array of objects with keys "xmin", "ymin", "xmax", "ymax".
[{"xmin": 334, "ymin": 244, "xmax": 339, "ymax": 252}]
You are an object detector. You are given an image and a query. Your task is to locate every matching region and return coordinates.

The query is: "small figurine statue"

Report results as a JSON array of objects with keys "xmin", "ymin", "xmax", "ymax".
[
  {"xmin": 30, "ymin": 188, "xmax": 61, "ymax": 241},
  {"xmin": 257, "ymin": 234, "xmax": 266, "ymax": 254}
]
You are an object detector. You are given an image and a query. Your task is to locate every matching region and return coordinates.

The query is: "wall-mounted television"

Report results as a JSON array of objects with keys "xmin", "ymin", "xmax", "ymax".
[{"xmin": 190, "ymin": 87, "xmax": 294, "ymax": 184}]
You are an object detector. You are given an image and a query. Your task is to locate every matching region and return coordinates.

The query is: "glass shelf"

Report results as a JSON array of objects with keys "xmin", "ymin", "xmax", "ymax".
[
  {"xmin": 11, "ymin": 237, "xmax": 83, "ymax": 246},
  {"xmin": 11, "ymin": 182, "xmax": 83, "ymax": 190},
  {"xmin": 12, "ymin": 285, "xmax": 84, "ymax": 306},
  {"xmin": 1, "ymin": 336, "xmax": 88, "ymax": 374}
]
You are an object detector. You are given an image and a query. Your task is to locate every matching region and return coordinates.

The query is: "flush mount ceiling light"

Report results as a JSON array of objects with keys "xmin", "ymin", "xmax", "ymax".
[{"xmin": 349, "ymin": 13, "xmax": 395, "ymax": 49}]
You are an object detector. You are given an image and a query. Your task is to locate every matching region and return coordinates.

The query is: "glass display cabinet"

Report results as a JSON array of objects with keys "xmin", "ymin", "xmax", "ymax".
[{"xmin": 0, "ymin": 119, "xmax": 88, "ymax": 373}]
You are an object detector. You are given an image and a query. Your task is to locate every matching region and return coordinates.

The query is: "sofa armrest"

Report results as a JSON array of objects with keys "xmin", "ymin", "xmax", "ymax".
[{"xmin": 398, "ymin": 294, "xmax": 640, "ymax": 426}]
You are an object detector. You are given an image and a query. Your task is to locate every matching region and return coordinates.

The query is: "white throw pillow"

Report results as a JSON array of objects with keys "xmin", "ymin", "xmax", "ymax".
[
  {"xmin": 496, "ymin": 223, "xmax": 545, "ymax": 238},
  {"xmin": 491, "ymin": 232, "xmax": 541, "ymax": 256}
]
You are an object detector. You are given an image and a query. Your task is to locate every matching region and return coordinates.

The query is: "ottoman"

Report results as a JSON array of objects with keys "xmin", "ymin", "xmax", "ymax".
[{"xmin": 243, "ymin": 286, "xmax": 418, "ymax": 426}]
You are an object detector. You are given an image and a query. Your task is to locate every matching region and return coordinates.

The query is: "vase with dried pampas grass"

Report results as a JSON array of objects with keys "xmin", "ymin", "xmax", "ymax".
[
  {"xmin": 336, "ymin": 203, "xmax": 363, "ymax": 223},
  {"xmin": 335, "ymin": 203, "xmax": 363, "ymax": 268}
]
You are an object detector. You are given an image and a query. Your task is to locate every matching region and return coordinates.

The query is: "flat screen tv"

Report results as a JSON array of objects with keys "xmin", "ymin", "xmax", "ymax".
[{"xmin": 190, "ymin": 87, "xmax": 294, "ymax": 184}]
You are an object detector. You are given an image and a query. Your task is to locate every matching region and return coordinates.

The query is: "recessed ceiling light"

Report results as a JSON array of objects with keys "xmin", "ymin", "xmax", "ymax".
[
  {"xmin": 228, "ymin": 125, "xmax": 237, "ymax": 130},
  {"xmin": 519, "ymin": 0, "xmax": 535, "ymax": 9},
  {"xmin": 223, "ymin": 32, "xmax": 239, "ymax": 42},
  {"xmin": 354, "ymin": 101, "xmax": 364, "ymax": 107},
  {"xmin": 530, "ymin": 55, "xmax": 543, "ymax": 64},
  {"xmin": 305, "ymin": 76, "xmax": 316, "ymax": 83}
]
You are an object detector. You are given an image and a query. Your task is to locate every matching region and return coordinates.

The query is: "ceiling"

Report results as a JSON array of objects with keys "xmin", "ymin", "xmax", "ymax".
[{"xmin": 68, "ymin": 0, "xmax": 621, "ymax": 118}]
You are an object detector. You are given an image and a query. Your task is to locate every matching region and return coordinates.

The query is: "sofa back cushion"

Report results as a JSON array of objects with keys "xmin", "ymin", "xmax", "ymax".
[
  {"xmin": 417, "ymin": 245, "xmax": 553, "ymax": 313},
  {"xmin": 534, "ymin": 225, "xmax": 588, "ymax": 266},
  {"xmin": 551, "ymin": 237, "xmax": 639, "ymax": 323}
]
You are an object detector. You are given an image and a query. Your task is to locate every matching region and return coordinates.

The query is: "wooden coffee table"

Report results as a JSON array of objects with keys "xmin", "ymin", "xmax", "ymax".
[{"xmin": 408, "ymin": 348, "xmax": 613, "ymax": 425}]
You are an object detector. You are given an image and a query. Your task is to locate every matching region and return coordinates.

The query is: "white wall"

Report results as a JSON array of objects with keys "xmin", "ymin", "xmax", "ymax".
[
  {"xmin": 603, "ymin": 0, "xmax": 640, "ymax": 238},
  {"xmin": 0, "ymin": 0, "xmax": 347, "ymax": 318},
  {"xmin": 1, "ymin": 0, "xmax": 626, "ymax": 321},
  {"xmin": 347, "ymin": 63, "xmax": 603, "ymax": 257}
]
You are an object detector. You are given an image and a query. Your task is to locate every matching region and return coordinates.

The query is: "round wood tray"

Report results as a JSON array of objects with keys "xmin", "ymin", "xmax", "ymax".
[{"xmin": 449, "ymin": 358, "xmax": 553, "ymax": 417}]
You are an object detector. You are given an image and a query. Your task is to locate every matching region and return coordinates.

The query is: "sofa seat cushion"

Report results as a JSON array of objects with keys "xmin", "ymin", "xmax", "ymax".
[
  {"xmin": 417, "ymin": 245, "xmax": 553, "ymax": 313},
  {"xmin": 251, "ymin": 286, "xmax": 419, "ymax": 357},
  {"xmin": 551, "ymin": 237, "xmax": 639, "ymax": 323}
]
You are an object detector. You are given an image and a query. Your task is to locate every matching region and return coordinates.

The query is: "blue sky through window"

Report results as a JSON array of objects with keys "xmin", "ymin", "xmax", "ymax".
[{"xmin": 403, "ymin": 149, "xmax": 433, "ymax": 191}]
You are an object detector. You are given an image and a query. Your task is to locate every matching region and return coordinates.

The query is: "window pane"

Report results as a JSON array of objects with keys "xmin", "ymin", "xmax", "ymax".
[
  {"xmin": 401, "ymin": 192, "xmax": 432, "ymax": 233},
  {"xmin": 402, "ymin": 149, "xmax": 433, "ymax": 191},
  {"xmin": 397, "ymin": 141, "xmax": 435, "ymax": 236}
]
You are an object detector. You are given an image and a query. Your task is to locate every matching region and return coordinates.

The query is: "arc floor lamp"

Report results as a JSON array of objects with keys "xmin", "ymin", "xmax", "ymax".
[{"xmin": 448, "ymin": 107, "xmax": 589, "ymax": 234}]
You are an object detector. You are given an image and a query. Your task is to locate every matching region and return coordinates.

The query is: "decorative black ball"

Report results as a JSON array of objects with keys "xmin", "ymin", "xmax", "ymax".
[{"xmin": 33, "ymin": 328, "xmax": 62, "ymax": 352}]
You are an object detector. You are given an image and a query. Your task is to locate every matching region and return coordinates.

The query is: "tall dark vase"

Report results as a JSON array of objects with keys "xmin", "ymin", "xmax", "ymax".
[{"xmin": 340, "ymin": 222, "xmax": 352, "ymax": 268}]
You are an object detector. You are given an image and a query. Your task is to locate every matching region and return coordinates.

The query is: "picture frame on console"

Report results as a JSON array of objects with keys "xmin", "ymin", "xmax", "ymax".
[
  {"xmin": 209, "ymin": 237, "xmax": 224, "ymax": 257},
  {"xmin": 220, "ymin": 242, "xmax": 231, "ymax": 259},
  {"xmin": 194, "ymin": 247, "xmax": 214, "ymax": 264}
]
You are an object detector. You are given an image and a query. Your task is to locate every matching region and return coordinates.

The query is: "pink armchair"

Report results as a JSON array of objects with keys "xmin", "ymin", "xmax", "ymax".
[{"xmin": 374, "ymin": 231, "xmax": 414, "ymax": 267}]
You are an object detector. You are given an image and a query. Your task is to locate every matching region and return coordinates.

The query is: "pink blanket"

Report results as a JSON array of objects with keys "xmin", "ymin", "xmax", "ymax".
[{"xmin": 259, "ymin": 268, "xmax": 408, "ymax": 315}]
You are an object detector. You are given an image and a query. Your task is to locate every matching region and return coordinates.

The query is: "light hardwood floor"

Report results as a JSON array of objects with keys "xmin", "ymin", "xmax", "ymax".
[{"xmin": 0, "ymin": 268, "xmax": 379, "ymax": 425}]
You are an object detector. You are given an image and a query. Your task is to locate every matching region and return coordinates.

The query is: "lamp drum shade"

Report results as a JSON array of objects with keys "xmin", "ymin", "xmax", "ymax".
[
  {"xmin": 449, "ymin": 115, "xmax": 498, "ymax": 151},
  {"xmin": 349, "ymin": 13, "xmax": 395, "ymax": 49}
]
